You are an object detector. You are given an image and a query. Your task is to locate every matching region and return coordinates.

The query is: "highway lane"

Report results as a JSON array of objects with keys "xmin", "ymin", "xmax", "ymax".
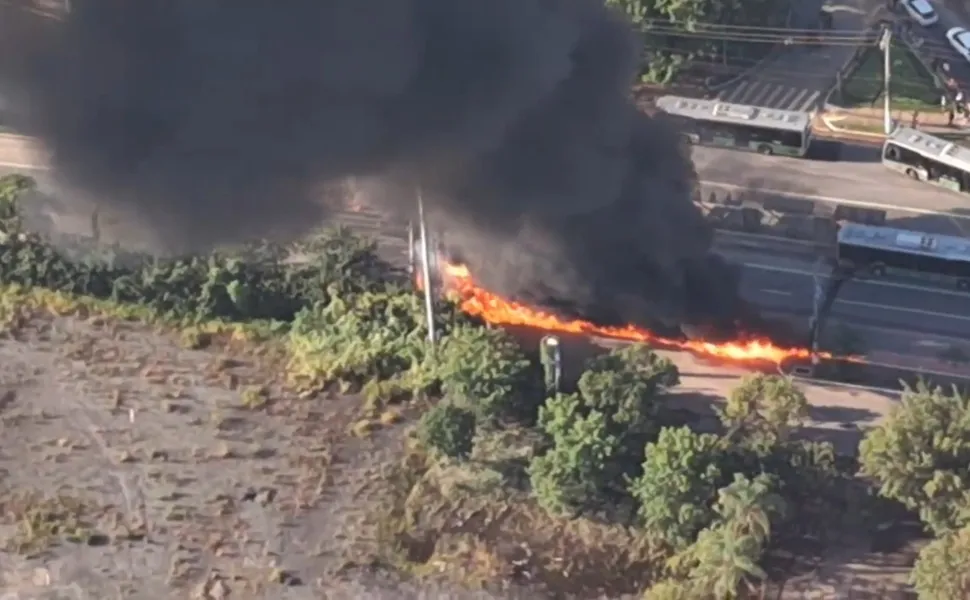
[
  {"xmin": 734, "ymin": 250, "xmax": 970, "ymax": 340},
  {"xmin": 691, "ymin": 146, "xmax": 970, "ymax": 236}
]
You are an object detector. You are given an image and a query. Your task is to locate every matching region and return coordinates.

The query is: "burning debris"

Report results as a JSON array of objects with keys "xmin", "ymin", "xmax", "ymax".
[
  {"xmin": 2, "ymin": 0, "xmax": 772, "ymax": 341},
  {"xmin": 441, "ymin": 264, "xmax": 827, "ymax": 365}
]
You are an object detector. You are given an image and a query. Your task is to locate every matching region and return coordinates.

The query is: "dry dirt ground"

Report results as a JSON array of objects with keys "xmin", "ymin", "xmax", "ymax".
[{"xmin": 0, "ymin": 307, "xmax": 542, "ymax": 600}]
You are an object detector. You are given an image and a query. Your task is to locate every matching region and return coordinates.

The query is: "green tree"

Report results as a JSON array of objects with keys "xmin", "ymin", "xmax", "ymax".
[
  {"xmin": 417, "ymin": 403, "xmax": 477, "ymax": 459},
  {"xmin": 860, "ymin": 382, "xmax": 970, "ymax": 534},
  {"xmin": 577, "ymin": 344, "xmax": 679, "ymax": 472},
  {"xmin": 530, "ymin": 394, "xmax": 618, "ymax": 515},
  {"xmin": 630, "ymin": 426, "xmax": 731, "ymax": 549},
  {"xmin": 438, "ymin": 325, "xmax": 538, "ymax": 425},
  {"xmin": 676, "ymin": 474, "xmax": 785, "ymax": 600},
  {"xmin": 911, "ymin": 525, "xmax": 970, "ymax": 599},
  {"xmin": 719, "ymin": 374, "xmax": 808, "ymax": 446}
]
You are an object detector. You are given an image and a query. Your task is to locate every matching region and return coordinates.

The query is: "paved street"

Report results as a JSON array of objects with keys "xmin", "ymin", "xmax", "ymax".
[
  {"xmin": 736, "ymin": 250, "xmax": 970, "ymax": 340},
  {"xmin": 717, "ymin": 39, "xmax": 860, "ymax": 111},
  {"xmin": 692, "ymin": 144, "xmax": 970, "ymax": 235},
  {"xmin": 716, "ymin": 0, "xmax": 875, "ymax": 111}
]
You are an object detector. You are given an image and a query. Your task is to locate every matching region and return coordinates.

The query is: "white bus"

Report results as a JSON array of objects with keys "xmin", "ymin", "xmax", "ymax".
[
  {"xmin": 836, "ymin": 222, "xmax": 970, "ymax": 290},
  {"xmin": 881, "ymin": 126, "xmax": 970, "ymax": 194},
  {"xmin": 655, "ymin": 95, "xmax": 814, "ymax": 157}
]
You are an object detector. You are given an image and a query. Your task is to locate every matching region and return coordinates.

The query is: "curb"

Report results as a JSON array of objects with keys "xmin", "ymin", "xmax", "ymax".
[
  {"xmin": 809, "ymin": 112, "xmax": 886, "ymax": 146},
  {"xmin": 816, "ymin": 113, "xmax": 887, "ymax": 140}
]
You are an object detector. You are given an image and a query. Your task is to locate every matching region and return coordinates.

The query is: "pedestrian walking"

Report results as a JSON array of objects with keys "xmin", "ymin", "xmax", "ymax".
[{"xmin": 911, "ymin": 110, "xmax": 920, "ymax": 128}]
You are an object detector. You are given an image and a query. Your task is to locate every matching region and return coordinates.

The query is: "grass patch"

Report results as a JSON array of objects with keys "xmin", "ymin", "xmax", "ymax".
[
  {"xmin": 0, "ymin": 491, "xmax": 106, "ymax": 557},
  {"xmin": 833, "ymin": 43, "xmax": 941, "ymax": 112},
  {"xmin": 367, "ymin": 429, "xmax": 666, "ymax": 597}
]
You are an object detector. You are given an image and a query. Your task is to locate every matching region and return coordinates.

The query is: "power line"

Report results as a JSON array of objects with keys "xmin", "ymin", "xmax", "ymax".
[{"xmin": 636, "ymin": 19, "xmax": 875, "ymax": 35}]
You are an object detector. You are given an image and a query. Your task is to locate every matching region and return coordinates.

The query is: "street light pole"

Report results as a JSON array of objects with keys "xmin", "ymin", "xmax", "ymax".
[
  {"xmin": 417, "ymin": 188, "xmax": 437, "ymax": 347},
  {"xmin": 880, "ymin": 27, "xmax": 893, "ymax": 134}
]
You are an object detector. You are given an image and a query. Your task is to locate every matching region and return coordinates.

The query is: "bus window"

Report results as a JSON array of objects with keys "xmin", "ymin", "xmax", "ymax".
[
  {"xmin": 778, "ymin": 130, "xmax": 803, "ymax": 148},
  {"xmin": 883, "ymin": 142, "xmax": 923, "ymax": 166}
]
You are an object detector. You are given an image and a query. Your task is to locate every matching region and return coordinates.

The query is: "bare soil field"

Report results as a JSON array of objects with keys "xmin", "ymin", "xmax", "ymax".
[{"xmin": 0, "ymin": 300, "xmax": 536, "ymax": 600}]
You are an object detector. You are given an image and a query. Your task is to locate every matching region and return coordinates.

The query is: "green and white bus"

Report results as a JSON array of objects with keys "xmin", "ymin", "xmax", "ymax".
[
  {"xmin": 836, "ymin": 222, "xmax": 970, "ymax": 290},
  {"xmin": 655, "ymin": 95, "xmax": 814, "ymax": 157},
  {"xmin": 881, "ymin": 126, "xmax": 970, "ymax": 194}
]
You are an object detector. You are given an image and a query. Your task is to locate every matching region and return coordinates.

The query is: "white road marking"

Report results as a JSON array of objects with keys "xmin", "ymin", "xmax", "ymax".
[
  {"xmin": 836, "ymin": 298, "xmax": 970, "ymax": 322},
  {"xmin": 744, "ymin": 261, "xmax": 970, "ymax": 298},
  {"xmin": 749, "ymin": 262, "xmax": 970, "ymax": 321},
  {"xmin": 700, "ymin": 179, "xmax": 970, "ymax": 220}
]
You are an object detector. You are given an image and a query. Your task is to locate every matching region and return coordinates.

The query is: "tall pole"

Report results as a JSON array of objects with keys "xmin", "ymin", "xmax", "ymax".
[
  {"xmin": 881, "ymin": 27, "xmax": 893, "ymax": 135},
  {"xmin": 407, "ymin": 221, "xmax": 415, "ymax": 277},
  {"xmin": 417, "ymin": 188, "xmax": 436, "ymax": 347}
]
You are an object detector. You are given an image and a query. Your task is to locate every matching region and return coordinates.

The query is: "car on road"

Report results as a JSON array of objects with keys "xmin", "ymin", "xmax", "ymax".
[
  {"xmin": 902, "ymin": 0, "xmax": 939, "ymax": 26},
  {"xmin": 946, "ymin": 27, "xmax": 970, "ymax": 61}
]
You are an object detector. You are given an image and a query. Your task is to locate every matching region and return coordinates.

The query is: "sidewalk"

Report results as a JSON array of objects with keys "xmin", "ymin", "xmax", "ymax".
[{"xmin": 813, "ymin": 106, "xmax": 970, "ymax": 143}]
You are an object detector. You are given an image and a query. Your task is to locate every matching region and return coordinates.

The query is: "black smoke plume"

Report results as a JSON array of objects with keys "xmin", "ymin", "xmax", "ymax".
[{"xmin": 0, "ymin": 0, "xmax": 753, "ymax": 335}]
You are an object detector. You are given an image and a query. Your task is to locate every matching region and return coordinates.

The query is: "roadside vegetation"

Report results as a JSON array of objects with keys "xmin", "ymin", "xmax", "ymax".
[
  {"xmin": 605, "ymin": 0, "xmax": 790, "ymax": 85},
  {"xmin": 3, "ymin": 172, "xmax": 970, "ymax": 598},
  {"xmin": 831, "ymin": 42, "xmax": 941, "ymax": 113}
]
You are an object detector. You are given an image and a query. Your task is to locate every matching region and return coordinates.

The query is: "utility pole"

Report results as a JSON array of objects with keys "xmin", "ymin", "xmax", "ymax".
[
  {"xmin": 880, "ymin": 27, "xmax": 893, "ymax": 135},
  {"xmin": 417, "ymin": 188, "xmax": 437, "ymax": 347},
  {"xmin": 407, "ymin": 221, "xmax": 415, "ymax": 277}
]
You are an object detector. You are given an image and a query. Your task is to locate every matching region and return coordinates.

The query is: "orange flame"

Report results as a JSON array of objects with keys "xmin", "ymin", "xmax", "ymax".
[{"xmin": 440, "ymin": 263, "xmax": 827, "ymax": 365}]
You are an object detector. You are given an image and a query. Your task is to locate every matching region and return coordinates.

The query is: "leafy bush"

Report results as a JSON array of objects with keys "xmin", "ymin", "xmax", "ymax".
[
  {"xmin": 719, "ymin": 374, "xmax": 808, "ymax": 446},
  {"xmin": 286, "ymin": 290, "xmax": 435, "ymax": 395},
  {"xmin": 672, "ymin": 474, "xmax": 785, "ymax": 598},
  {"xmin": 0, "ymin": 177, "xmax": 401, "ymax": 324},
  {"xmin": 630, "ymin": 426, "xmax": 732, "ymax": 550},
  {"xmin": 860, "ymin": 382, "xmax": 970, "ymax": 535},
  {"xmin": 437, "ymin": 325, "xmax": 540, "ymax": 424},
  {"xmin": 577, "ymin": 344, "xmax": 679, "ymax": 474},
  {"xmin": 910, "ymin": 524, "xmax": 970, "ymax": 599},
  {"xmin": 530, "ymin": 394, "xmax": 618, "ymax": 516},
  {"xmin": 417, "ymin": 403, "xmax": 478, "ymax": 459}
]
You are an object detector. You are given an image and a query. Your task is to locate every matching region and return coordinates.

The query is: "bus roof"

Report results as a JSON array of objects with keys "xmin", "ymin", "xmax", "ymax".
[
  {"xmin": 837, "ymin": 222, "xmax": 970, "ymax": 262},
  {"xmin": 885, "ymin": 126, "xmax": 970, "ymax": 172},
  {"xmin": 655, "ymin": 95, "xmax": 811, "ymax": 132}
]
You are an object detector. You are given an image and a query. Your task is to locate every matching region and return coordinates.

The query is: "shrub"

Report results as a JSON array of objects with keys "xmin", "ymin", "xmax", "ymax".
[
  {"xmin": 530, "ymin": 394, "xmax": 618, "ymax": 515},
  {"xmin": 437, "ymin": 325, "xmax": 539, "ymax": 424},
  {"xmin": 418, "ymin": 403, "xmax": 477, "ymax": 459}
]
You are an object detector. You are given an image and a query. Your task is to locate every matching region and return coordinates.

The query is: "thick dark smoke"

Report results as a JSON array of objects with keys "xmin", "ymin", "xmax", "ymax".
[{"xmin": 0, "ymin": 0, "xmax": 751, "ymax": 335}]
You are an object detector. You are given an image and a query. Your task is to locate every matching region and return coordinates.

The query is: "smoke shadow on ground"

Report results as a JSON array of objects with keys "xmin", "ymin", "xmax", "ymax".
[
  {"xmin": 806, "ymin": 138, "xmax": 881, "ymax": 164},
  {"xmin": 807, "ymin": 404, "xmax": 880, "ymax": 425}
]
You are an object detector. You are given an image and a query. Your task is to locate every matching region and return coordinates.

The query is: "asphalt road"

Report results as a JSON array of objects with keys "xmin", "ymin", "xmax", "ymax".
[
  {"xmin": 692, "ymin": 145, "xmax": 970, "ymax": 235},
  {"xmin": 915, "ymin": 0, "xmax": 970, "ymax": 89},
  {"xmin": 735, "ymin": 250, "xmax": 970, "ymax": 339},
  {"xmin": 715, "ymin": 0, "xmax": 876, "ymax": 111}
]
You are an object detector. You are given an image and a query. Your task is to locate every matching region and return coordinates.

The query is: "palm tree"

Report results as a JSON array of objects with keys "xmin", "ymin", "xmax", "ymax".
[
  {"xmin": 716, "ymin": 474, "xmax": 786, "ymax": 545},
  {"xmin": 681, "ymin": 475, "xmax": 786, "ymax": 599}
]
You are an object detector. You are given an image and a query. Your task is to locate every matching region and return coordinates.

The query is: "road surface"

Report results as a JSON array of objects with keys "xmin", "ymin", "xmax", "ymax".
[
  {"xmin": 715, "ymin": 0, "xmax": 877, "ymax": 111},
  {"xmin": 913, "ymin": 0, "xmax": 970, "ymax": 89},
  {"xmin": 733, "ymin": 246, "xmax": 970, "ymax": 340},
  {"xmin": 693, "ymin": 145, "xmax": 970, "ymax": 235}
]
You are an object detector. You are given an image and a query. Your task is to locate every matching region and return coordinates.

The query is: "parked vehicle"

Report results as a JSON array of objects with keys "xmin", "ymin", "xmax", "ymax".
[
  {"xmin": 946, "ymin": 27, "xmax": 970, "ymax": 62},
  {"xmin": 902, "ymin": 0, "xmax": 939, "ymax": 26}
]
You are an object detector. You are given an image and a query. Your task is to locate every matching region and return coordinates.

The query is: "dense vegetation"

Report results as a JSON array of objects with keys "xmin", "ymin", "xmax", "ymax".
[{"xmin": 3, "ymin": 173, "xmax": 970, "ymax": 598}]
